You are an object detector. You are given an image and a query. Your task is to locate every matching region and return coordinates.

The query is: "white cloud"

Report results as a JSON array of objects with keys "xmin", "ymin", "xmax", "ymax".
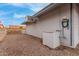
[
  {"xmin": 14, "ymin": 13, "xmax": 26, "ymax": 18},
  {"xmin": 26, "ymin": 3, "xmax": 49, "ymax": 12},
  {"xmin": 0, "ymin": 3, "xmax": 49, "ymax": 20},
  {"xmin": 7, "ymin": 3, "xmax": 49, "ymax": 12},
  {"xmin": 7, "ymin": 3, "xmax": 25, "ymax": 7}
]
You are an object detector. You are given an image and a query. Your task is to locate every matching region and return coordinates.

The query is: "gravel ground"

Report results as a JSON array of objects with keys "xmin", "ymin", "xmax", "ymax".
[{"xmin": 0, "ymin": 32, "xmax": 79, "ymax": 56}]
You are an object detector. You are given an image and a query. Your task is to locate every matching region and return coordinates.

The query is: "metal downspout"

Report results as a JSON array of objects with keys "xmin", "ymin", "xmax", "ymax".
[{"xmin": 70, "ymin": 3, "xmax": 73, "ymax": 46}]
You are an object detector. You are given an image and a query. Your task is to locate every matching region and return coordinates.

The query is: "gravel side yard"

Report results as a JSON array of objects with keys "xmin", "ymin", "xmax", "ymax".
[{"xmin": 0, "ymin": 32, "xmax": 79, "ymax": 56}]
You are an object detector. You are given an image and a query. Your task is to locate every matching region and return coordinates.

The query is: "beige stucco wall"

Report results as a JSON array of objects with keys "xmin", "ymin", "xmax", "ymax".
[
  {"xmin": 59, "ymin": 4, "xmax": 71, "ymax": 47},
  {"xmin": 72, "ymin": 4, "xmax": 79, "ymax": 48},
  {"xmin": 26, "ymin": 4, "xmax": 79, "ymax": 48},
  {"xmin": 26, "ymin": 4, "xmax": 70, "ymax": 36}
]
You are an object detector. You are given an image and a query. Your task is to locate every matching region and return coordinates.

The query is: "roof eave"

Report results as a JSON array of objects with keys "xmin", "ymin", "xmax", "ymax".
[{"xmin": 33, "ymin": 3, "xmax": 61, "ymax": 17}]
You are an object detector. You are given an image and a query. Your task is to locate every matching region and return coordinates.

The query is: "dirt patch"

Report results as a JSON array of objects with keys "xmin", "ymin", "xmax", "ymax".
[{"xmin": 0, "ymin": 32, "xmax": 79, "ymax": 56}]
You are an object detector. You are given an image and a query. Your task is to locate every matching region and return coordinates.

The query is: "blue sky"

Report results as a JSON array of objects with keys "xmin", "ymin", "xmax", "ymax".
[{"xmin": 0, "ymin": 3, "xmax": 48, "ymax": 26}]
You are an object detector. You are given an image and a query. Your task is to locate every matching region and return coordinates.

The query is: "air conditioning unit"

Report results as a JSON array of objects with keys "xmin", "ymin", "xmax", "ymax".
[
  {"xmin": 25, "ymin": 16, "xmax": 39, "ymax": 23},
  {"xmin": 42, "ymin": 32, "xmax": 60, "ymax": 48}
]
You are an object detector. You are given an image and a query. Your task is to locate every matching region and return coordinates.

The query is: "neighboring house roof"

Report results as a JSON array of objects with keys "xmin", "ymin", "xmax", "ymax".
[{"xmin": 33, "ymin": 3, "xmax": 62, "ymax": 17}]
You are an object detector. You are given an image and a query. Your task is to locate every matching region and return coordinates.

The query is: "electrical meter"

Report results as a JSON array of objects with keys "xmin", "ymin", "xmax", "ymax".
[{"xmin": 62, "ymin": 18, "xmax": 69, "ymax": 28}]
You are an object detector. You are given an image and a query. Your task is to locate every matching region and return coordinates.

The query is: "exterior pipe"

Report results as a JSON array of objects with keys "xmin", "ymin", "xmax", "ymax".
[{"xmin": 70, "ymin": 3, "xmax": 73, "ymax": 46}]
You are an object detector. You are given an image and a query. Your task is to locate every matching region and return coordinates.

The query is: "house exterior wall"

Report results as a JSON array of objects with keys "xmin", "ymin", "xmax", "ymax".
[
  {"xmin": 59, "ymin": 4, "xmax": 71, "ymax": 47},
  {"xmin": 26, "ymin": 4, "xmax": 79, "ymax": 48},
  {"xmin": 26, "ymin": 6, "xmax": 61, "ymax": 38},
  {"xmin": 26, "ymin": 4, "xmax": 70, "ymax": 36},
  {"xmin": 72, "ymin": 4, "xmax": 79, "ymax": 48},
  {"xmin": 26, "ymin": 24, "xmax": 38, "ymax": 37}
]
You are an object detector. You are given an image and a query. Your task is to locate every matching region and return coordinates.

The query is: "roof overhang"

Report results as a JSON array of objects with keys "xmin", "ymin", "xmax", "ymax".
[
  {"xmin": 33, "ymin": 3, "xmax": 62, "ymax": 17},
  {"xmin": 23, "ymin": 3, "xmax": 63, "ymax": 25}
]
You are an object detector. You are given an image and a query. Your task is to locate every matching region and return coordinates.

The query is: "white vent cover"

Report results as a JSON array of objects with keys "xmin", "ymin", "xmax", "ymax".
[
  {"xmin": 25, "ymin": 16, "xmax": 33, "ymax": 22},
  {"xmin": 26, "ymin": 16, "xmax": 39, "ymax": 22},
  {"xmin": 32, "ymin": 17, "xmax": 39, "ymax": 22},
  {"xmin": 42, "ymin": 32, "xmax": 60, "ymax": 48}
]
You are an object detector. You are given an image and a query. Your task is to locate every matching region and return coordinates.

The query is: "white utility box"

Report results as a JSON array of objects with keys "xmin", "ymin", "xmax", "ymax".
[{"xmin": 42, "ymin": 32, "xmax": 60, "ymax": 48}]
